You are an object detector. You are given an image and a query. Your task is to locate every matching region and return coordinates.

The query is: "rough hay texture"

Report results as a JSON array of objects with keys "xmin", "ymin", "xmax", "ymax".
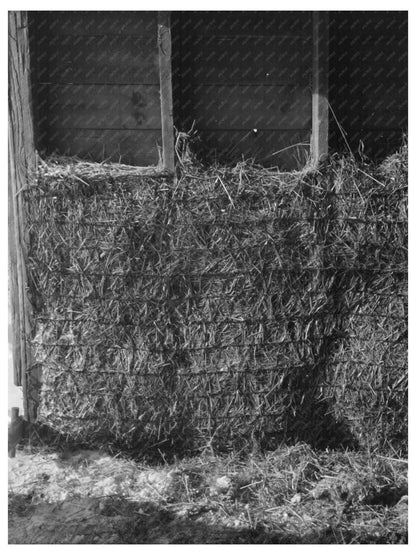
[
  {"xmin": 24, "ymin": 148, "xmax": 408, "ymax": 455},
  {"xmin": 8, "ymin": 444, "xmax": 408, "ymax": 544}
]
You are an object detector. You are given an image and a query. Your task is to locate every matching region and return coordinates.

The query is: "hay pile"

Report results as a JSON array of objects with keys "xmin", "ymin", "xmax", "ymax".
[
  {"xmin": 9, "ymin": 443, "xmax": 408, "ymax": 544},
  {"xmin": 24, "ymin": 147, "xmax": 407, "ymax": 455}
]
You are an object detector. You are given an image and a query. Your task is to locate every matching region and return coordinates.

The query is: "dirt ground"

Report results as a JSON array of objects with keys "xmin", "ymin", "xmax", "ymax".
[{"xmin": 8, "ymin": 443, "xmax": 407, "ymax": 544}]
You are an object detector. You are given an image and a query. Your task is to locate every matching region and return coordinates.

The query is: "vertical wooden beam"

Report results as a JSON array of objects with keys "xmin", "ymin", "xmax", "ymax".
[
  {"xmin": 311, "ymin": 11, "xmax": 329, "ymax": 166},
  {"xmin": 8, "ymin": 407, "xmax": 23, "ymax": 458},
  {"xmin": 9, "ymin": 11, "xmax": 36, "ymax": 419},
  {"xmin": 158, "ymin": 11, "xmax": 175, "ymax": 174}
]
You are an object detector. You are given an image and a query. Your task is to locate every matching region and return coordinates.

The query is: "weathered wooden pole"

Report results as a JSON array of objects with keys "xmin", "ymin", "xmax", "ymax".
[
  {"xmin": 311, "ymin": 11, "xmax": 329, "ymax": 167},
  {"xmin": 9, "ymin": 11, "xmax": 36, "ymax": 420},
  {"xmin": 8, "ymin": 407, "xmax": 25, "ymax": 458},
  {"xmin": 158, "ymin": 11, "xmax": 175, "ymax": 174}
]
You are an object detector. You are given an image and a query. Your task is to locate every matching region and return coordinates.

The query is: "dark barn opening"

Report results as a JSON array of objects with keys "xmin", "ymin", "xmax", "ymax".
[
  {"xmin": 171, "ymin": 11, "xmax": 407, "ymax": 167},
  {"xmin": 328, "ymin": 11, "xmax": 407, "ymax": 161},
  {"xmin": 171, "ymin": 11, "xmax": 314, "ymax": 169},
  {"xmin": 28, "ymin": 11, "xmax": 163, "ymax": 167},
  {"xmin": 27, "ymin": 11, "xmax": 407, "ymax": 169}
]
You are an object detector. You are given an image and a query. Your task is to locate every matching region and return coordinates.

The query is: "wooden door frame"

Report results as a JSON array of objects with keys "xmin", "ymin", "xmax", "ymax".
[
  {"xmin": 8, "ymin": 10, "xmax": 177, "ymax": 422},
  {"xmin": 8, "ymin": 11, "xmax": 37, "ymax": 419},
  {"xmin": 311, "ymin": 11, "xmax": 329, "ymax": 166},
  {"xmin": 158, "ymin": 11, "xmax": 175, "ymax": 174}
]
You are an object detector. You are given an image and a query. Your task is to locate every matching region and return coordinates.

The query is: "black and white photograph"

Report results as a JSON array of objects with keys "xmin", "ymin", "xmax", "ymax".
[{"xmin": 7, "ymin": 3, "xmax": 409, "ymax": 545}]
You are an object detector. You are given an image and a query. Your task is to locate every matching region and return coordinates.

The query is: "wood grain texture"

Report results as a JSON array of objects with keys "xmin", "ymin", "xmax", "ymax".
[
  {"xmin": 8, "ymin": 11, "xmax": 36, "ymax": 418},
  {"xmin": 8, "ymin": 173, "xmax": 22, "ymax": 387},
  {"xmin": 311, "ymin": 11, "xmax": 328, "ymax": 165},
  {"xmin": 158, "ymin": 12, "xmax": 175, "ymax": 173}
]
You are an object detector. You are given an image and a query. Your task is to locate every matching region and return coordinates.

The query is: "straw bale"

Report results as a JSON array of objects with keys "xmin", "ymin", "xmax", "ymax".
[{"xmin": 24, "ymin": 144, "xmax": 407, "ymax": 455}]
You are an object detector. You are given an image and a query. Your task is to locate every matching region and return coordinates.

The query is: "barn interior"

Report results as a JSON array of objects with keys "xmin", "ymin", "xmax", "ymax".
[{"xmin": 28, "ymin": 11, "xmax": 407, "ymax": 169}]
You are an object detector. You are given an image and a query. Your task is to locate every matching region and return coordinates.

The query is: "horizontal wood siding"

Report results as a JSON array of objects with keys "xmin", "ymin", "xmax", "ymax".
[
  {"xmin": 30, "ymin": 12, "xmax": 162, "ymax": 166},
  {"xmin": 47, "ymin": 129, "xmax": 162, "ymax": 166},
  {"xmin": 173, "ymin": 12, "xmax": 313, "ymax": 169},
  {"xmin": 47, "ymin": 84, "xmax": 161, "ymax": 129},
  {"xmin": 46, "ymin": 35, "xmax": 159, "ymax": 84},
  {"xmin": 47, "ymin": 11, "xmax": 158, "ymax": 36},
  {"xmin": 184, "ymin": 36, "xmax": 311, "ymax": 85},
  {"xmin": 178, "ymin": 11, "xmax": 312, "ymax": 37},
  {"xmin": 182, "ymin": 85, "xmax": 312, "ymax": 130},
  {"xmin": 329, "ymin": 11, "xmax": 407, "ymax": 158}
]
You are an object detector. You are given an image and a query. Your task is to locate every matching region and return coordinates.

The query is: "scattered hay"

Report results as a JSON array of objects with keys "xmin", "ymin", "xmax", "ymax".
[{"xmin": 8, "ymin": 444, "xmax": 408, "ymax": 544}]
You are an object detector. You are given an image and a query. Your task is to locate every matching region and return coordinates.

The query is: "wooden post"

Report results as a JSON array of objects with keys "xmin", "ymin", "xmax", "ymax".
[
  {"xmin": 9, "ymin": 12, "xmax": 36, "ymax": 420},
  {"xmin": 311, "ymin": 11, "xmax": 329, "ymax": 166},
  {"xmin": 8, "ymin": 407, "xmax": 24, "ymax": 458},
  {"xmin": 158, "ymin": 11, "xmax": 175, "ymax": 174}
]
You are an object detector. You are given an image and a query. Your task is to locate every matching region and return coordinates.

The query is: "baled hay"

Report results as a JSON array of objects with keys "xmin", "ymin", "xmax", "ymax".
[{"xmin": 24, "ymin": 146, "xmax": 407, "ymax": 455}]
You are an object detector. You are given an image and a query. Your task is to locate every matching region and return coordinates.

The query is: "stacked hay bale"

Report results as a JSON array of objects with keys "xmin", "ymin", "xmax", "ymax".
[{"xmin": 24, "ymin": 148, "xmax": 407, "ymax": 455}]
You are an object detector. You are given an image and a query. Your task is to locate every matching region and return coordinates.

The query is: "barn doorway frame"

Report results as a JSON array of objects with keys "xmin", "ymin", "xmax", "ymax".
[
  {"xmin": 170, "ymin": 10, "xmax": 328, "ymax": 168},
  {"xmin": 8, "ymin": 10, "xmax": 176, "ymax": 422},
  {"xmin": 311, "ymin": 11, "xmax": 329, "ymax": 166},
  {"xmin": 9, "ymin": 10, "xmax": 328, "ymax": 421}
]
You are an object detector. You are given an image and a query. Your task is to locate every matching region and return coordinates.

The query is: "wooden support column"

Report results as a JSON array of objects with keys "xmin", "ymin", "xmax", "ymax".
[
  {"xmin": 158, "ymin": 12, "xmax": 175, "ymax": 174},
  {"xmin": 8, "ymin": 407, "xmax": 24, "ymax": 458},
  {"xmin": 311, "ymin": 11, "xmax": 329, "ymax": 166},
  {"xmin": 9, "ymin": 11, "xmax": 37, "ymax": 420}
]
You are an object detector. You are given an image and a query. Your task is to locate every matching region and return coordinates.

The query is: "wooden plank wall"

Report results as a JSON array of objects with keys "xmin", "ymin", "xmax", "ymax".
[
  {"xmin": 29, "ymin": 11, "xmax": 162, "ymax": 166},
  {"xmin": 172, "ymin": 12, "xmax": 314, "ymax": 169},
  {"xmin": 9, "ymin": 12, "xmax": 37, "ymax": 418},
  {"xmin": 328, "ymin": 11, "xmax": 407, "ymax": 159}
]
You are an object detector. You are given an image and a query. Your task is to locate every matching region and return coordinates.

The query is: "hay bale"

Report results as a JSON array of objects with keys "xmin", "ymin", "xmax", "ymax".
[{"xmin": 24, "ymin": 147, "xmax": 407, "ymax": 455}]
